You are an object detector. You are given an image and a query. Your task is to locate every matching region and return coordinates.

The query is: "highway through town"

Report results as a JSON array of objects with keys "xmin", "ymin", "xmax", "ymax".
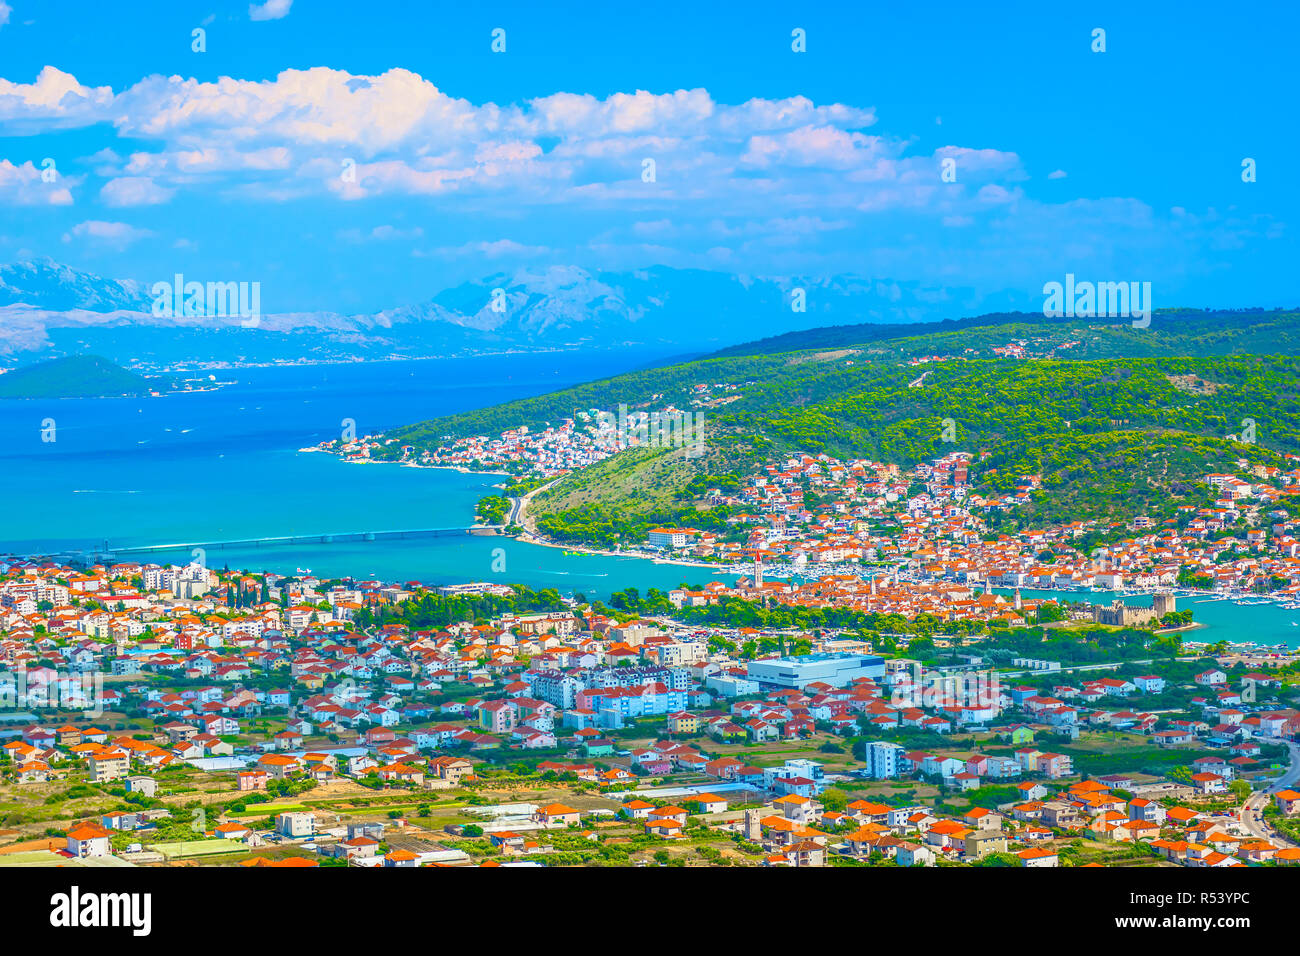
[{"xmin": 1238, "ymin": 737, "xmax": 1300, "ymax": 846}]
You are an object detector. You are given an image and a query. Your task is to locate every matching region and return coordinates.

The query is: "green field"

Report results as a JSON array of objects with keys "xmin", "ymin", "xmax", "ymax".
[
  {"xmin": 156, "ymin": 839, "xmax": 244, "ymax": 859},
  {"xmin": 227, "ymin": 802, "xmax": 310, "ymax": 817},
  {"xmin": 0, "ymin": 850, "xmax": 135, "ymax": 867}
]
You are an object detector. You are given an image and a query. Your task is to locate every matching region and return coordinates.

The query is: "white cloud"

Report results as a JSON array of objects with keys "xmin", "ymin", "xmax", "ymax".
[
  {"xmin": 249, "ymin": 0, "xmax": 292, "ymax": 21},
  {"xmin": 61, "ymin": 220, "xmax": 152, "ymax": 248},
  {"xmin": 417, "ymin": 239, "xmax": 551, "ymax": 259},
  {"xmin": 327, "ymin": 159, "xmax": 478, "ymax": 200},
  {"xmin": 0, "ymin": 68, "xmax": 959, "ymax": 221},
  {"xmin": 0, "ymin": 63, "xmax": 1163, "ymax": 272},
  {"xmin": 40, "ymin": 67, "xmax": 880, "ymax": 179},
  {"xmin": 632, "ymin": 219, "xmax": 676, "ymax": 238},
  {"xmin": 338, "ymin": 224, "xmax": 425, "ymax": 242},
  {"xmin": 976, "ymin": 184, "xmax": 1022, "ymax": 205},
  {"xmin": 933, "ymin": 146, "xmax": 1026, "ymax": 180},
  {"xmin": 0, "ymin": 3, "xmax": 11, "ymax": 30},
  {"xmin": 369, "ymin": 224, "xmax": 423, "ymax": 240},
  {"xmin": 100, "ymin": 175, "xmax": 174, "ymax": 207},
  {"xmin": 0, "ymin": 66, "xmax": 113, "ymax": 129},
  {"xmin": 113, "ymin": 68, "xmax": 484, "ymax": 153},
  {"xmin": 1048, "ymin": 169, "xmax": 1068, "ymax": 179},
  {"xmin": 0, "ymin": 159, "xmax": 74, "ymax": 205},
  {"xmin": 743, "ymin": 126, "xmax": 884, "ymax": 169}
]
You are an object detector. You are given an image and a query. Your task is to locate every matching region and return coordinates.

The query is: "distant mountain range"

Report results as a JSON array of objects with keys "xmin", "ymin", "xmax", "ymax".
[{"xmin": 0, "ymin": 258, "xmax": 1017, "ymax": 370}]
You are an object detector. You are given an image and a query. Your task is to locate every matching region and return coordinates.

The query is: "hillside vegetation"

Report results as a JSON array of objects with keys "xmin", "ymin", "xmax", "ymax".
[
  {"xmin": 387, "ymin": 312, "xmax": 1300, "ymax": 541},
  {"xmin": 0, "ymin": 354, "xmax": 162, "ymax": 399},
  {"xmin": 708, "ymin": 307, "xmax": 1300, "ymax": 360},
  {"xmin": 529, "ymin": 435, "xmax": 768, "ymax": 547}
]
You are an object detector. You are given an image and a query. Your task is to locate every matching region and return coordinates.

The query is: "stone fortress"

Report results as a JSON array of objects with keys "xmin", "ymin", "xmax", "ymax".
[{"xmin": 1087, "ymin": 591, "xmax": 1176, "ymax": 627}]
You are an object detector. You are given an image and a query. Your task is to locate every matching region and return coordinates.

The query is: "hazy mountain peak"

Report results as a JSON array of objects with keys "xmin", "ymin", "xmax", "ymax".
[{"xmin": 0, "ymin": 257, "xmax": 153, "ymax": 313}]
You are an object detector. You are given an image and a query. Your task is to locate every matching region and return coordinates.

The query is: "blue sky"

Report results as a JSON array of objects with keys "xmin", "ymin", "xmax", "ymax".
[{"xmin": 0, "ymin": 0, "xmax": 1295, "ymax": 316}]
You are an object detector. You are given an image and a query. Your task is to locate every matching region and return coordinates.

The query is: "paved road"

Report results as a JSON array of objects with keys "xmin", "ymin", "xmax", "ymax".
[
  {"xmin": 507, "ymin": 478, "xmax": 561, "ymax": 531},
  {"xmin": 999, "ymin": 659, "xmax": 1154, "ymax": 679},
  {"xmin": 1238, "ymin": 737, "xmax": 1299, "ymax": 846}
]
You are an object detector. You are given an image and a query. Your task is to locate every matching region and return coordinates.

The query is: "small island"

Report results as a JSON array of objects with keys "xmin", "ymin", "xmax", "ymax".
[{"xmin": 0, "ymin": 355, "xmax": 172, "ymax": 399}]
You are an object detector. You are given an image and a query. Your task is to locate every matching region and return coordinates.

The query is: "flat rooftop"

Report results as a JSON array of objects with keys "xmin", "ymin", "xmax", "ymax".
[{"xmin": 753, "ymin": 652, "xmax": 883, "ymax": 667}]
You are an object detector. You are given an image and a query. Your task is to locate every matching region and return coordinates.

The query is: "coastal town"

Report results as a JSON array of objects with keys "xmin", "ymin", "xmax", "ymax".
[
  {"xmin": 11, "ymin": 377, "xmax": 1298, "ymax": 872},
  {"xmin": 326, "ymin": 404, "xmax": 1300, "ymax": 619},
  {"xmin": 3, "ymin": 0, "xmax": 1292, "ymax": 938},
  {"xmin": 0, "ymin": 552, "xmax": 1297, "ymax": 869}
]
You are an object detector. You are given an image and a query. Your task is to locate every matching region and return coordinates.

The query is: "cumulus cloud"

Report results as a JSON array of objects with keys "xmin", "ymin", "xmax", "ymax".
[
  {"xmin": 0, "ymin": 67, "xmax": 907, "ymax": 209},
  {"xmin": 0, "ymin": 66, "xmax": 114, "ymax": 130},
  {"xmin": 0, "ymin": 159, "xmax": 74, "ymax": 205},
  {"xmin": 933, "ymin": 146, "xmax": 1026, "ymax": 180},
  {"xmin": 249, "ymin": 0, "xmax": 292, "ymax": 21},
  {"xmin": 743, "ymin": 126, "xmax": 884, "ymax": 169},
  {"xmin": 0, "ymin": 63, "xmax": 1225, "ymax": 290},
  {"xmin": 112, "ymin": 68, "xmax": 488, "ymax": 153}
]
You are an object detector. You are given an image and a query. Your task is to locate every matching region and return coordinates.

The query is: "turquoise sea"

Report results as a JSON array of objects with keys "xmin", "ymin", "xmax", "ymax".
[
  {"xmin": 0, "ymin": 351, "xmax": 1294, "ymax": 644},
  {"xmin": 0, "ymin": 350, "xmax": 730, "ymax": 598}
]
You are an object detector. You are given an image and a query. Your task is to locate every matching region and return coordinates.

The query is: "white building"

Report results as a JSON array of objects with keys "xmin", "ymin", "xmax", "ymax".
[
  {"xmin": 746, "ymin": 652, "xmax": 885, "ymax": 690},
  {"xmin": 276, "ymin": 812, "xmax": 315, "ymax": 838},
  {"xmin": 865, "ymin": 741, "xmax": 904, "ymax": 779},
  {"xmin": 647, "ymin": 528, "xmax": 694, "ymax": 549}
]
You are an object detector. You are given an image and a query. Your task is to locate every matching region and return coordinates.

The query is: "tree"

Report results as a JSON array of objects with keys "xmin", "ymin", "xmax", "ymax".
[
  {"xmin": 819, "ymin": 788, "xmax": 849, "ymax": 813},
  {"xmin": 1035, "ymin": 603, "xmax": 1065, "ymax": 624}
]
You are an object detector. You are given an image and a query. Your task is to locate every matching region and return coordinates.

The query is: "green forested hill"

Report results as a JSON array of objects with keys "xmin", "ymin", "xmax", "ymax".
[
  {"xmin": 527, "ymin": 357, "xmax": 1292, "ymax": 542},
  {"xmin": 387, "ymin": 315, "xmax": 1300, "ymax": 543},
  {"xmin": 750, "ymin": 357, "xmax": 1300, "ymax": 463},
  {"xmin": 707, "ymin": 307, "xmax": 1300, "ymax": 360},
  {"xmin": 0, "ymin": 354, "xmax": 163, "ymax": 399},
  {"xmin": 528, "ymin": 434, "xmax": 769, "ymax": 547},
  {"xmin": 390, "ymin": 309, "xmax": 1300, "ymax": 448}
]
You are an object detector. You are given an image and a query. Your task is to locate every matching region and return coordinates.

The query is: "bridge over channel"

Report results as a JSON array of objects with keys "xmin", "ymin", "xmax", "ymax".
[{"xmin": 102, "ymin": 526, "xmax": 492, "ymax": 556}]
